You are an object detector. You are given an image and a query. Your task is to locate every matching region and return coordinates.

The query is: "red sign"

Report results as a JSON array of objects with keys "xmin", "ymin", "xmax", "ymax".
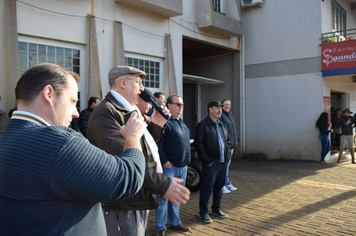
[
  {"xmin": 323, "ymin": 96, "xmax": 330, "ymax": 126},
  {"xmin": 321, "ymin": 40, "xmax": 356, "ymax": 76}
]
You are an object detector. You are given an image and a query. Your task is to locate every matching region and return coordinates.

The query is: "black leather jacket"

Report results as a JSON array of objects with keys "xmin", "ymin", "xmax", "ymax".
[{"xmin": 194, "ymin": 116, "xmax": 231, "ymax": 166}]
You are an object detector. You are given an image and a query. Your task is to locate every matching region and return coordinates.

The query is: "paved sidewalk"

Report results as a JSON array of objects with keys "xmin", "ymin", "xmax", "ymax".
[{"xmin": 147, "ymin": 156, "xmax": 356, "ymax": 235}]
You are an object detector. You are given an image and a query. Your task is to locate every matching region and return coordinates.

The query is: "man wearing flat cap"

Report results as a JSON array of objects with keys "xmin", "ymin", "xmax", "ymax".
[
  {"xmin": 337, "ymin": 108, "xmax": 356, "ymax": 163},
  {"xmin": 194, "ymin": 101, "xmax": 231, "ymax": 224},
  {"xmin": 87, "ymin": 65, "xmax": 190, "ymax": 236}
]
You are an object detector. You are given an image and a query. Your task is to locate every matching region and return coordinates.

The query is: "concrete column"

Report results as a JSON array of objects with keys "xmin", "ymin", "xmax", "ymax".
[
  {"xmin": 164, "ymin": 34, "xmax": 177, "ymax": 95},
  {"xmin": 5, "ymin": 0, "xmax": 20, "ymax": 111},
  {"xmin": 87, "ymin": 15, "xmax": 102, "ymax": 99},
  {"xmin": 114, "ymin": 21, "xmax": 125, "ymax": 66}
]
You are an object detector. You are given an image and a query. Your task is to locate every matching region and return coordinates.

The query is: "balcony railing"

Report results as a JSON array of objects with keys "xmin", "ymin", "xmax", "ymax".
[{"xmin": 321, "ymin": 28, "xmax": 356, "ymax": 44}]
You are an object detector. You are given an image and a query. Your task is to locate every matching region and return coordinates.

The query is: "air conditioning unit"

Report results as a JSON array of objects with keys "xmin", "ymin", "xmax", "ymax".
[{"xmin": 241, "ymin": 0, "xmax": 263, "ymax": 8}]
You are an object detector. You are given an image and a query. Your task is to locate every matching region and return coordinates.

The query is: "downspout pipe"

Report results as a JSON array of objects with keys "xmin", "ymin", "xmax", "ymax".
[{"xmin": 239, "ymin": 36, "xmax": 246, "ymax": 157}]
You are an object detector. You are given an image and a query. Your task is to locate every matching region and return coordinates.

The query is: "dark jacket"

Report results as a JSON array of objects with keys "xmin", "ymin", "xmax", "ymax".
[
  {"xmin": 87, "ymin": 92, "xmax": 171, "ymax": 210},
  {"xmin": 220, "ymin": 110, "xmax": 239, "ymax": 148},
  {"xmin": 318, "ymin": 122, "xmax": 330, "ymax": 134},
  {"xmin": 194, "ymin": 116, "xmax": 231, "ymax": 166},
  {"xmin": 78, "ymin": 108, "xmax": 93, "ymax": 137},
  {"xmin": 337, "ymin": 115, "xmax": 356, "ymax": 136},
  {"xmin": 0, "ymin": 109, "xmax": 9, "ymax": 135}
]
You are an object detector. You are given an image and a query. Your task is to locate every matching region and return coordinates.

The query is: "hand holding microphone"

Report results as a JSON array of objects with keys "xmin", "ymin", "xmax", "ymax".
[{"xmin": 139, "ymin": 90, "xmax": 171, "ymax": 121}]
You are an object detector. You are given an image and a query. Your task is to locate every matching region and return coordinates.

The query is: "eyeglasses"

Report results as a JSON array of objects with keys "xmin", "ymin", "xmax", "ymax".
[
  {"xmin": 124, "ymin": 77, "xmax": 143, "ymax": 87},
  {"xmin": 170, "ymin": 102, "xmax": 184, "ymax": 107}
]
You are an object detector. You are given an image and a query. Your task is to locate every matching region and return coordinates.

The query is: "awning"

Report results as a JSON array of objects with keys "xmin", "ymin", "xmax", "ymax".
[{"xmin": 183, "ymin": 74, "xmax": 225, "ymax": 84}]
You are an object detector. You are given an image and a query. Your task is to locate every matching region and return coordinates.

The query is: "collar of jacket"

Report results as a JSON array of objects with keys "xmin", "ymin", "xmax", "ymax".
[
  {"xmin": 105, "ymin": 92, "xmax": 129, "ymax": 113},
  {"xmin": 205, "ymin": 115, "xmax": 220, "ymax": 126},
  {"xmin": 222, "ymin": 109, "xmax": 229, "ymax": 116}
]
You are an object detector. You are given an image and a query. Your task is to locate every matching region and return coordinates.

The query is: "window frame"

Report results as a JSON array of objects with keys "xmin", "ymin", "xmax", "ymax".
[
  {"xmin": 18, "ymin": 36, "xmax": 86, "ymax": 111},
  {"xmin": 125, "ymin": 53, "xmax": 163, "ymax": 92},
  {"xmin": 331, "ymin": 0, "xmax": 346, "ymax": 36}
]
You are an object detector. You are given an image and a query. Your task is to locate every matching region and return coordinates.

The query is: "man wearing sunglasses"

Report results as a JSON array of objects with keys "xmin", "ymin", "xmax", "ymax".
[{"xmin": 154, "ymin": 94, "xmax": 191, "ymax": 235}]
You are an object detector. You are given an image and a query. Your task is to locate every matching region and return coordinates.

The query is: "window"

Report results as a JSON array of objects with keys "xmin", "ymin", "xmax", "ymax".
[
  {"xmin": 125, "ymin": 56, "xmax": 161, "ymax": 89},
  {"xmin": 18, "ymin": 42, "xmax": 80, "ymax": 76},
  {"xmin": 332, "ymin": 0, "xmax": 346, "ymax": 36},
  {"xmin": 18, "ymin": 39, "xmax": 85, "ymax": 111},
  {"xmin": 212, "ymin": 0, "xmax": 222, "ymax": 12}
]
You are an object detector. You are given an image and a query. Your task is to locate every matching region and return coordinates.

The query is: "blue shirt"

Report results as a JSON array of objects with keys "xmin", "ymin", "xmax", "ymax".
[
  {"xmin": 157, "ymin": 117, "xmax": 191, "ymax": 167},
  {"xmin": 214, "ymin": 119, "xmax": 225, "ymax": 163}
]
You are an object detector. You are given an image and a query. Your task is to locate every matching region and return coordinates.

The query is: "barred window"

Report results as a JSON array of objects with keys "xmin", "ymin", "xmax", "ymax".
[{"xmin": 125, "ymin": 56, "xmax": 160, "ymax": 89}]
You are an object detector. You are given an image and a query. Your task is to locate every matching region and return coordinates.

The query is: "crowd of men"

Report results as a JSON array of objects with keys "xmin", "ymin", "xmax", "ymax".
[{"xmin": 0, "ymin": 63, "xmax": 239, "ymax": 236}]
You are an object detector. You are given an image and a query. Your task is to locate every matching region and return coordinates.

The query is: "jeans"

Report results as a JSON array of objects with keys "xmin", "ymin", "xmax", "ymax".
[
  {"xmin": 199, "ymin": 162, "xmax": 227, "ymax": 216},
  {"xmin": 155, "ymin": 165, "xmax": 187, "ymax": 231},
  {"xmin": 224, "ymin": 159, "xmax": 231, "ymax": 186},
  {"xmin": 319, "ymin": 133, "xmax": 330, "ymax": 161},
  {"xmin": 225, "ymin": 149, "xmax": 234, "ymax": 185}
]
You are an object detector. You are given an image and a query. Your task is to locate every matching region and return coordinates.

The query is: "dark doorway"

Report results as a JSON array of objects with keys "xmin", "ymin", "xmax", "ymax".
[{"xmin": 183, "ymin": 82, "xmax": 197, "ymax": 139}]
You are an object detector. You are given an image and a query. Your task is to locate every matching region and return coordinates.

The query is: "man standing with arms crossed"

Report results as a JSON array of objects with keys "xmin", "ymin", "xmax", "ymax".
[
  {"xmin": 195, "ymin": 101, "xmax": 231, "ymax": 224},
  {"xmin": 87, "ymin": 66, "xmax": 190, "ymax": 236},
  {"xmin": 155, "ymin": 94, "xmax": 191, "ymax": 236}
]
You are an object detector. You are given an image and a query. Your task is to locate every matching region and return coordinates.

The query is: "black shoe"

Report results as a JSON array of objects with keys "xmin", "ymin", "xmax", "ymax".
[
  {"xmin": 199, "ymin": 213, "xmax": 213, "ymax": 223},
  {"xmin": 156, "ymin": 230, "xmax": 165, "ymax": 236},
  {"xmin": 212, "ymin": 210, "xmax": 228, "ymax": 219},
  {"xmin": 169, "ymin": 224, "xmax": 190, "ymax": 231}
]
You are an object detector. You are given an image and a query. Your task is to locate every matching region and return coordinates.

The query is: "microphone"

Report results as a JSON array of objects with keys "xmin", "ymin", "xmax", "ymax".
[{"xmin": 139, "ymin": 90, "xmax": 170, "ymax": 120}]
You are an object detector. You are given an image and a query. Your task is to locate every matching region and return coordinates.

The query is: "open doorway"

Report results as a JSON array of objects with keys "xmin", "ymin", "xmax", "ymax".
[
  {"xmin": 330, "ymin": 92, "xmax": 346, "ymax": 150},
  {"xmin": 183, "ymin": 82, "xmax": 197, "ymax": 139},
  {"xmin": 182, "ymin": 36, "xmax": 237, "ymax": 139}
]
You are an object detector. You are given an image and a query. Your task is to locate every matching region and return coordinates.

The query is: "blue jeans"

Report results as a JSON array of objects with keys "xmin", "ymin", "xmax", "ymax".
[
  {"xmin": 225, "ymin": 159, "xmax": 231, "ymax": 186},
  {"xmin": 155, "ymin": 165, "xmax": 187, "ymax": 231},
  {"xmin": 319, "ymin": 133, "xmax": 330, "ymax": 161},
  {"xmin": 199, "ymin": 162, "xmax": 227, "ymax": 216},
  {"xmin": 225, "ymin": 149, "xmax": 234, "ymax": 185}
]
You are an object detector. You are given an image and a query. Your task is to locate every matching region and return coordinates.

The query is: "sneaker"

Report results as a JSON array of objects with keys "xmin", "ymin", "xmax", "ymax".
[
  {"xmin": 222, "ymin": 186, "xmax": 231, "ymax": 194},
  {"xmin": 199, "ymin": 213, "xmax": 213, "ymax": 224},
  {"xmin": 226, "ymin": 183, "xmax": 237, "ymax": 191},
  {"xmin": 212, "ymin": 210, "xmax": 228, "ymax": 219}
]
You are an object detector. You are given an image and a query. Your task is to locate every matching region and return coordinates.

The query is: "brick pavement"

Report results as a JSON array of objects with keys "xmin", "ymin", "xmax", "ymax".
[{"xmin": 147, "ymin": 154, "xmax": 356, "ymax": 235}]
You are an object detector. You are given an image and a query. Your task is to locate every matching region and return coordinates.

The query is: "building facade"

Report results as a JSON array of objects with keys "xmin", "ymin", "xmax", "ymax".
[
  {"xmin": 0, "ymin": 0, "xmax": 242, "ymax": 157},
  {"xmin": 241, "ymin": 0, "xmax": 356, "ymax": 160},
  {"xmin": 3, "ymin": 0, "xmax": 355, "ymax": 161}
]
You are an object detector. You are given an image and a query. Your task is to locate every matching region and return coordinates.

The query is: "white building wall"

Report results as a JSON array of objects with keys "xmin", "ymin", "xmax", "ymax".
[
  {"xmin": 246, "ymin": 73, "xmax": 323, "ymax": 160},
  {"xmin": 242, "ymin": 0, "xmax": 322, "ymax": 65}
]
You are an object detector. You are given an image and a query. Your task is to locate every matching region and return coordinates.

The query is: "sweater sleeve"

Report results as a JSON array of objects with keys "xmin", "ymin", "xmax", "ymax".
[{"xmin": 49, "ymin": 135, "xmax": 145, "ymax": 203}]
